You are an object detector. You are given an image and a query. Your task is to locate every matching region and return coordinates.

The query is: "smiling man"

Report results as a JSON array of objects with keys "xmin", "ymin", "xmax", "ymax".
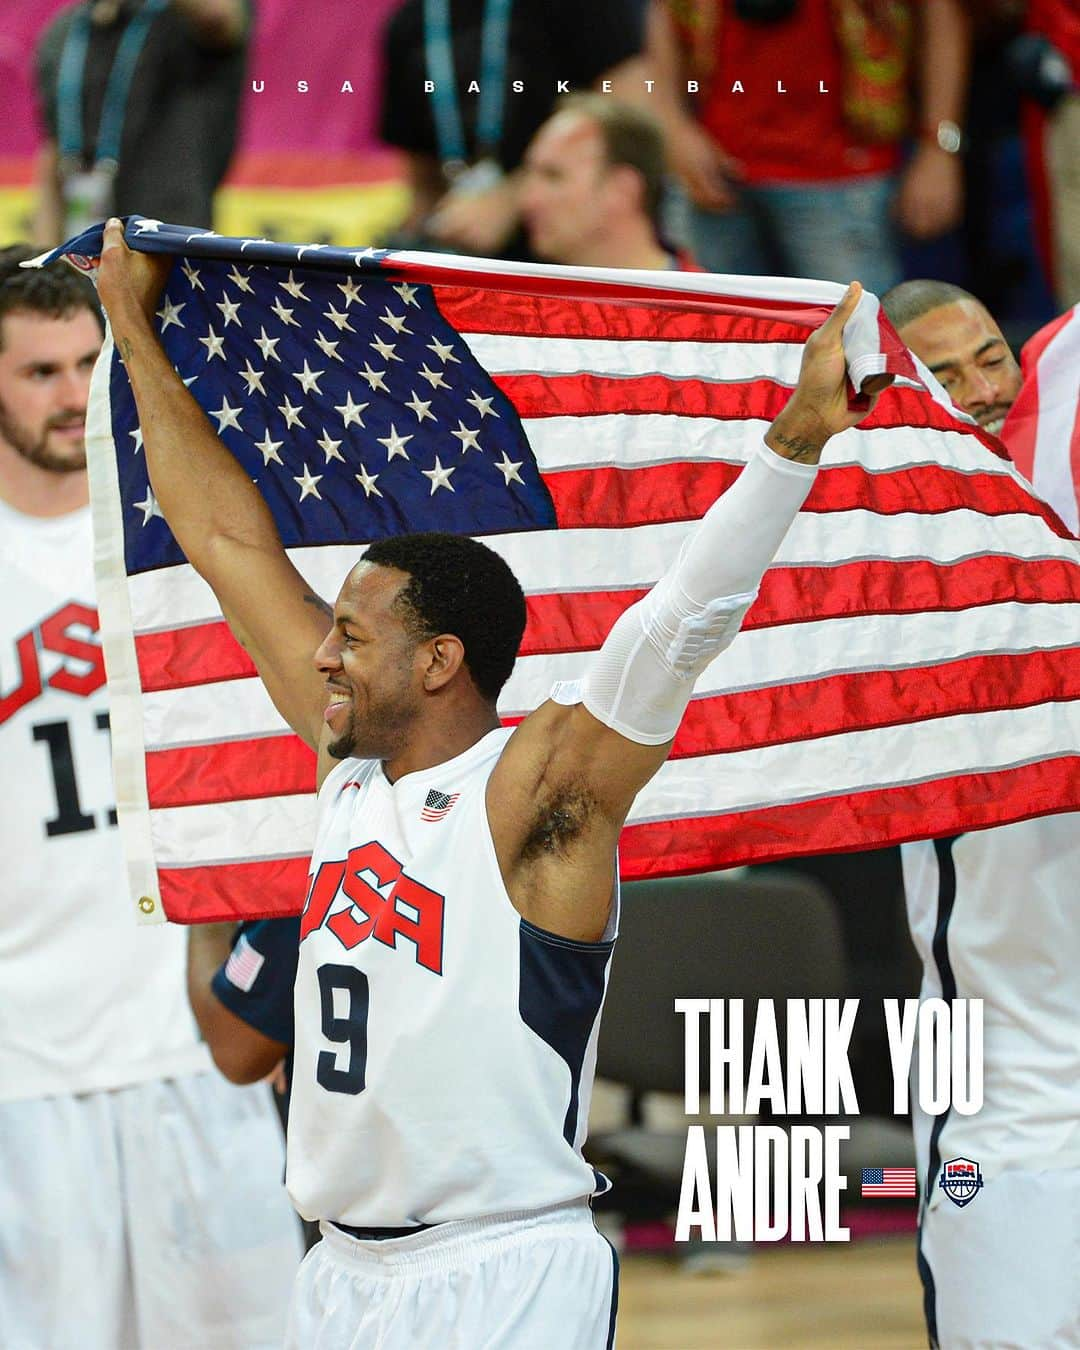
[
  {"xmin": 880, "ymin": 279, "xmax": 1023, "ymax": 437},
  {"xmin": 95, "ymin": 218, "xmax": 892, "ymax": 1349}
]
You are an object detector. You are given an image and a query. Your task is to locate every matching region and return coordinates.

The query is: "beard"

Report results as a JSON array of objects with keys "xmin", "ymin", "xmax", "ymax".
[
  {"xmin": 0, "ymin": 400, "xmax": 87, "ymax": 474},
  {"xmin": 326, "ymin": 669, "xmax": 420, "ymax": 763}
]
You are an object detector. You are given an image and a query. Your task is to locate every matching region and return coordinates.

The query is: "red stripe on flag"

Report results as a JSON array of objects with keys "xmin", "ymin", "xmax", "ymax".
[
  {"xmin": 155, "ymin": 754, "xmax": 1080, "ymax": 920},
  {"xmin": 134, "ymin": 556, "xmax": 1080, "ymax": 692},
  {"xmin": 147, "ymin": 731, "xmax": 315, "ymax": 807},
  {"xmin": 617, "ymin": 755, "xmax": 1080, "ymax": 877},
  {"xmin": 137, "ymin": 620, "xmax": 252, "ymax": 690},
  {"xmin": 145, "ymin": 648, "xmax": 1078, "ymax": 810},
  {"xmin": 435, "ymin": 287, "xmax": 818, "ymax": 342},
  {"xmin": 159, "ymin": 855, "xmax": 312, "ymax": 923},
  {"xmin": 496, "ymin": 373, "xmax": 1007, "ymax": 449},
  {"xmin": 546, "ymin": 461, "xmax": 1058, "ymax": 530}
]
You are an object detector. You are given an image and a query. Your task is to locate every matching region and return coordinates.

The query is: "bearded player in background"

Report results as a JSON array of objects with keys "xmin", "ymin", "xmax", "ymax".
[{"xmin": 0, "ymin": 247, "xmax": 303, "ymax": 1350}]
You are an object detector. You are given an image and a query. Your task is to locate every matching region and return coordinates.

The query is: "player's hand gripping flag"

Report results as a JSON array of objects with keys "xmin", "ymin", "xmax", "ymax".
[{"xmin": 28, "ymin": 219, "xmax": 1080, "ymax": 922}]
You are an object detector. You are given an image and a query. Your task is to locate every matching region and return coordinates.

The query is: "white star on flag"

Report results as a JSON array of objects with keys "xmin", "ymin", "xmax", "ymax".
[
  {"xmin": 358, "ymin": 363, "xmax": 389, "ymax": 392},
  {"xmin": 418, "ymin": 364, "xmax": 449, "ymax": 390},
  {"xmin": 451, "ymin": 421, "xmax": 482, "ymax": 453},
  {"xmin": 404, "ymin": 391, "xmax": 434, "ymax": 423},
  {"xmin": 421, "ymin": 456, "xmax": 455, "ymax": 494},
  {"xmin": 292, "ymin": 361, "xmax": 325, "ymax": 394},
  {"xmin": 427, "ymin": 336, "xmax": 459, "ymax": 364},
  {"xmin": 494, "ymin": 452, "xmax": 524, "ymax": 485},
  {"xmin": 129, "ymin": 427, "xmax": 143, "ymax": 453},
  {"xmin": 292, "ymin": 464, "xmax": 323, "ymax": 500},
  {"xmin": 338, "ymin": 277, "xmax": 364, "ymax": 307},
  {"xmin": 278, "ymin": 398, "xmax": 305, "ymax": 429},
  {"xmin": 279, "ymin": 271, "xmax": 308, "ymax": 300},
  {"xmin": 380, "ymin": 309, "xmax": 412, "ymax": 335},
  {"xmin": 210, "ymin": 398, "xmax": 243, "ymax": 433},
  {"xmin": 355, "ymin": 463, "xmax": 382, "ymax": 497},
  {"xmin": 181, "ymin": 260, "xmax": 204, "ymax": 290},
  {"xmin": 226, "ymin": 264, "xmax": 253, "ymax": 293},
  {"xmin": 216, "ymin": 294, "xmax": 242, "ymax": 326},
  {"xmin": 313, "ymin": 331, "xmax": 343, "ymax": 362},
  {"xmin": 254, "ymin": 430, "xmax": 283, "ymax": 465},
  {"xmin": 377, "ymin": 425, "xmax": 412, "ymax": 461},
  {"xmin": 254, "ymin": 328, "xmax": 281, "ymax": 361},
  {"xmin": 466, "ymin": 390, "xmax": 499, "ymax": 419},
  {"xmin": 156, "ymin": 297, "xmax": 185, "ymax": 331},
  {"xmin": 317, "ymin": 429, "xmax": 344, "ymax": 463},
  {"xmin": 334, "ymin": 391, "xmax": 368, "ymax": 428},
  {"xmin": 323, "ymin": 304, "xmax": 355, "ymax": 333},
  {"xmin": 238, "ymin": 361, "xmax": 266, "ymax": 396},
  {"xmin": 370, "ymin": 335, "xmax": 401, "ymax": 362},
  {"xmin": 133, "ymin": 487, "xmax": 162, "ymax": 523},
  {"xmin": 393, "ymin": 282, "xmax": 420, "ymax": 307},
  {"xmin": 198, "ymin": 327, "xmax": 226, "ymax": 361},
  {"xmin": 270, "ymin": 297, "xmax": 299, "ymax": 327}
]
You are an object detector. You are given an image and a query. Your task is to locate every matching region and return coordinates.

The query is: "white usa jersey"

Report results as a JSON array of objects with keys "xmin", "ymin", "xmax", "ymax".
[
  {"xmin": 902, "ymin": 815, "xmax": 1080, "ymax": 1208},
  {"xmin": 287, "ymin": 725, "xmax": 617, "ymax": 1227},
  {"xmin": 0, "ymin": 500, "xmax": 208, "ymax": 1102}
]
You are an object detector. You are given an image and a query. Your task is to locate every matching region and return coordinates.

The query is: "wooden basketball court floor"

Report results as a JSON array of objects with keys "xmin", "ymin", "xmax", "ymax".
[{"xmin": 615, "ymin": 1236, "xmax": 925, "ymax": 1349}]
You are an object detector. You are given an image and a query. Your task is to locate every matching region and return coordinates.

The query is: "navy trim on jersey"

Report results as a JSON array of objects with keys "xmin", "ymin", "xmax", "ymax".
[
  {"xmin": 601, "ymin": 1230, "xmax": 620, "ymax": 1349},
  {"xmin": 917, "ymin": 834, "xmax": 961, "ymax": 1350},
  {"xmin": 517, "ymin": 917, "xmax": 615, "ymax": 1146},
  {"xmin": 211, "ymin": 917, "xmax": 300, "ymax": 1045}
]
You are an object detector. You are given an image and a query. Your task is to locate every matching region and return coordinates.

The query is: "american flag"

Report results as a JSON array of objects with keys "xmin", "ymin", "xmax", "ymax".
[
  {"xmin": 1002, "ymin": 303, "xmax": 1080, "ymax": 536},
  {"xmin": 223, "ymin": 931, "xmax": 265, "ymax": 992},
  {"xmin": 861, "ymin": 1167, "xmax": 917, "ymax": 1198},
  {"xmin": 421, "ymin": 789, "xmax": 461, "ymax": 822},
  {"xmin": 32, "ymin": 218, "xmax": 1080, "ymax": 924}
]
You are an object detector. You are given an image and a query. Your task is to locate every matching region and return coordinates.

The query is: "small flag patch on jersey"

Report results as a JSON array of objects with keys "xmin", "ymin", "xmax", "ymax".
[
  {"xmin": 422, "ymin": 789, "xmax": 460, "ymax": 821},
  {"xmin": 224, "ymin": 932, "xmax": 265, "ymax": 992},
  {"xmin": 861, "ymin": 1167, "xmax": 917, "ymax": 1198}
]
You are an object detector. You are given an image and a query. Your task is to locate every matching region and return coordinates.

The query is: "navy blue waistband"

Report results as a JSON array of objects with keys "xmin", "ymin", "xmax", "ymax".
[{"xmin": 331, "ymin": 1220, "xmax": 437, "ymax": 1241}]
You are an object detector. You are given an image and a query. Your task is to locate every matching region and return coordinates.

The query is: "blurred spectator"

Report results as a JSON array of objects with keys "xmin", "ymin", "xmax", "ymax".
[
  {"xmin": 882, "ymin": 277, "xmax": 1080, "ymax": 1350},
  {"xmin": 378, "ymin": 0, "xmax": 646, "ymax": 258},
  {"xmin": 648, "ymin": 0, "xmax": 971, "ymax": 293},
  {"xmin": 520, "ymin": 95, "xmax": 698, "ymax": 269},
  {"xmin": 1014, "ymin": 0, "xmax": 1079, "ymax": 307},
  {"xmin": 33, "ymin": 0, "xmax": 249, "ymax": 245}
]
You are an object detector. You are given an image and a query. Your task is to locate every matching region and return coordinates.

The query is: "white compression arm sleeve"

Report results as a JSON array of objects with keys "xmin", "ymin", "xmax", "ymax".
[{"xmin": 567, "ymin": 441, "xmax": 818, "ymax": 745}]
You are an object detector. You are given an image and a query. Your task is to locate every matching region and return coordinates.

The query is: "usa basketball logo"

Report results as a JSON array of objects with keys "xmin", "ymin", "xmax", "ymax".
[{"xmin": 939, "ymin": 1157, "xmax": 984, "ymax": 1208}]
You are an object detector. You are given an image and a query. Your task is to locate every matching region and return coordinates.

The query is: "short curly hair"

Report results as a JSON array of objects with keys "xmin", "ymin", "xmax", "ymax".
[
  {"xmin": 361, "ymin": 532, "xmax": 527, "ymax": 702},
  {"xmin": 0, "ymin": 244, "xmax": 102, "ymax": 348}
]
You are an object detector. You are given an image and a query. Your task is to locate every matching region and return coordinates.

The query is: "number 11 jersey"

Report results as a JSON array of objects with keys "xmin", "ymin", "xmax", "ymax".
[{"xmin": 287, "ymin": 726, "xmax": 617, "ymax": 1227}]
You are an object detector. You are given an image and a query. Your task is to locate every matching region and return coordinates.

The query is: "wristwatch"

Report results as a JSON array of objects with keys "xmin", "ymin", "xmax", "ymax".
[{"xmin": 922, "ymin": 119, "xmax": 966, "ymax": 155}]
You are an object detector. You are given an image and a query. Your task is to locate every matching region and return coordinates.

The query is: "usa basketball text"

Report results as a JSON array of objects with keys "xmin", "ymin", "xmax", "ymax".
[{"xmin": 249, "ymin": 79, "xmax": 834, "ymax": 96}]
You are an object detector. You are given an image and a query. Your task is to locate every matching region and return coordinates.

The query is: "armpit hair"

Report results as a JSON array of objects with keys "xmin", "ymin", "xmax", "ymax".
[{"xmin": 520, "ymin": 779, "xmax": 600, "ymax": 862}]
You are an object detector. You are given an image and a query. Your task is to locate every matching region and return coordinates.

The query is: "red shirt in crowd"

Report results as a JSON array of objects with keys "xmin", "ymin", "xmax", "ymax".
[{"xmin": 685, "ymin": 0, "xmax": 901, "ymax": 184}]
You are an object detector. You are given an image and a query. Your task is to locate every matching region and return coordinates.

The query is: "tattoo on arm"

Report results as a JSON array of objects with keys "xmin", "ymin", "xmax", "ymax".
[
  {"xmin": 766, "ymin": 429, "xmax": 825, "ymax": 463},
  {"xmin": 117, "ymin": 336, "xmax": 134, "ymax": 363},
  {"xmin": 303, "ymin": 592, "xmax": 333, "ymax": 620}
]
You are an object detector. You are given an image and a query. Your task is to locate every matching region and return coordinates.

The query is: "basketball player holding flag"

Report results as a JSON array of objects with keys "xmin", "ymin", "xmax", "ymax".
[{"xmin": 95, "ymin": 219, "xmax": 890, "ymax": 1348}]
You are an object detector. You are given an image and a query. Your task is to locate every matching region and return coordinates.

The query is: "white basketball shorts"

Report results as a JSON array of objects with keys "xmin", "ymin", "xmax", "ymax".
[
  {"xmin": 285, "ymin": 1198, "xmax": 619, "ymax": 1349},
  {"xmin": 919, "ymin": 1168, "xmax": 1080, "ymax": 1348},
  {"xmin": 0, "ymin": 1072, "xmax": 304, "ymax": 1350}
]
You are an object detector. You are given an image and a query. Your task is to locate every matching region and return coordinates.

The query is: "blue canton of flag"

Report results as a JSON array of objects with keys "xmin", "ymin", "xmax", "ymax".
[{"xmin": 98, "ymin": 220, "xmax": 555, "ymax": 574}]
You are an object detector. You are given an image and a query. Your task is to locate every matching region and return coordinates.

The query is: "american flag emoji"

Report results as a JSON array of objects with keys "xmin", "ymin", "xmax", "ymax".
[
  {"xmin": 861, "ymin": 1167, "xmax": 917, "ymax": 1198},
  {"xmin": 422, "ymin": 789, "xmax": 460, "ymax": 822}
]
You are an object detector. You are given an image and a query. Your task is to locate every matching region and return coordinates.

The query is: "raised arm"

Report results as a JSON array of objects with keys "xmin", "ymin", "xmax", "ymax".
[
  {"xmin": 95, "ymin": 220, "xmax": 330, "ymax": 751},
  {"xmin": 490, "ymin": 283, "xmax": 891, "ymax": 941}
]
